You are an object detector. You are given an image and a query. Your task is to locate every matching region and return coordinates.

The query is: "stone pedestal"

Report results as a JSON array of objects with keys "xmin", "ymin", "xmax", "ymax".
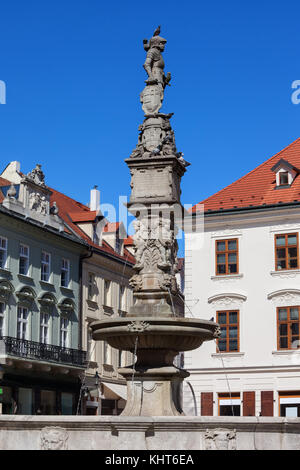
[{"xmin": 119, "ymin": 366, "xmax": 189, "ymax": 417}]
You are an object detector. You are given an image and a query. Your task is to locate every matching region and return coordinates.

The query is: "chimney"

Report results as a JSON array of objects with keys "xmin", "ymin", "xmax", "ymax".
[{"xmin": 90, "ymin": 185, "xmax": 100, "ymax": 213}]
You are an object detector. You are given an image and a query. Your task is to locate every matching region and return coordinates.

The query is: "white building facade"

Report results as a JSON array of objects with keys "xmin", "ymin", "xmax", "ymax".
[{"xmin": 184, "ymin": 138, "xmax": 300, "ymax": 418}]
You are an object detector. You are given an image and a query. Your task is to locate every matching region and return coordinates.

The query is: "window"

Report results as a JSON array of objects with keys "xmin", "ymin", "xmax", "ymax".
[
  {"xmin": 41, "ymin": 251, "xmax": 51, "ymax": 282},
  {"xmin": 277, "ymin": 306, "xmax": 300, "ymax": 350},
  {"xmin": 0, "ymin": 302, "xmax": 4, "ymax": 337},
  {"xmin": 0, "ymin": 237, "xmax": 7, "ymax": 269},
  {"xmin": 88, "ymin": 273, "xmax": 96, "ymax": 301},
  {"xmin": 216, "ymin": 310, "xmax": 239, "ymax": 352},
  {"xmin": 104, "ymin": 280, "xmax": 111, "ymax": 306},
  {"xmin": 216, "ymin": 239, "xmax": 238, "ymax": 275},
  {"xmin": 61, "ymin": 258, "xmax": 70, "ymax": 287},
  {"xmin": 218, "ymin": 393, "xmax": 241, "ymax": 416},
  {"xmin": 279, "ymin": 171, "xmax": 289, "ymax": 186},
  {"xmin": 119, "ymin": 285, "xmax": 125, "ymax": 311},
  {"xmin": 17, "ymin": 306, "xmax": 29, "ymax": 340},
  {"xmin": 275, "ymin": 234, "xmax": 298, "ymax": 270},
  {"xmin": 103, "ymin": 340, "xmax": 111, "ymax": 364},
  {"xmin": 60, "ymin": 317, "xmax": 69, "ymax": 348},
  {"xmin": 17, "ymin": 388, "xmax": 33, "ymax": 415},
  {"xmin": 40, "ymin": 390, "xmax": 56, "ymax": 415},
  {"xmin": 279, "ymin": 392, "xmax": 300, "ymax": 417},
  {"xmin": 19, "ymin": 244, "xmax": 29, "ymax": 276},
  {"xmin": 61, "ymin": 392, "xmax": 74, "ymax": 415},
  {"xmin": 40, "ymin": 312, "xmax": 50, "ymax": 344}
]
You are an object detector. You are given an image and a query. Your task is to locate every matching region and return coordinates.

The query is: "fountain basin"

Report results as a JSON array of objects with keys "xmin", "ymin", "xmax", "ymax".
[
  {"xmin": 90, "ymin": 316, "xmax": 220, "ymax": 416},
  {"xmin": 90, "ymin": 316, "xmax": 220, "ymax": 353}
]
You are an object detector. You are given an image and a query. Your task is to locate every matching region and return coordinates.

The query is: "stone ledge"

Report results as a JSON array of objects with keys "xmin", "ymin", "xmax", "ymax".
[{"xmin": 0, "ymin": 416, "xmax": 300, "ymax": 450}]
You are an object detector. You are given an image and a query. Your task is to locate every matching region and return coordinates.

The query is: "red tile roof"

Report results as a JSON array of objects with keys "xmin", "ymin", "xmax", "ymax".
[
  {"xmin": 49, "ymin": 188, "xmax": 135, "ymax": 264},
  {"xmin": 69, "ymin": 211, "xmax": 98, "ymax": 223},
  {"xmin": 192, "ymin": 138, "xmax": 300, "ymax": 213},
  {"xmin": 0, "ymin": 177, "xmax": 15, "ymax": 203},
  {"xmin": 0, "ymin": 174, "xmax": 135, "ymax": 265}
]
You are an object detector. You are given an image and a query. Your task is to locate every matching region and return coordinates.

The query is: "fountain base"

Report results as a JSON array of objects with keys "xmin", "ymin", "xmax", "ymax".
[{"xmin": 118, "ymin": 365, "xmax": 189, "ymax": 416}]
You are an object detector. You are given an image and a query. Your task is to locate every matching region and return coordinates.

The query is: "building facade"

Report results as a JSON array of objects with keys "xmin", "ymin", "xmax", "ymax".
[
  {"xmin": 184, "ymin": 138, "xmax": 300, "ymax": 418},
  {"xmin": 0, "ymin": 164, "xmax": 88, "ymax": 415},
  {"xmin": 45, "ymin": 184, "xmax": 135, "ymax": 415}
]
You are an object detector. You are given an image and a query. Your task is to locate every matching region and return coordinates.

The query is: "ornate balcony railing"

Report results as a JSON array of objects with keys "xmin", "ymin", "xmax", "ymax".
[{"xmin": 0, "ymin": 336, "xmax": 87, "ymax": 367}]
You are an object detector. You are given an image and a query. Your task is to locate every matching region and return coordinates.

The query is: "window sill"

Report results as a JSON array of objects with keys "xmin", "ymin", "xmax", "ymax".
[
  {"xmin": 272, "ymin": 350, "xmax": 300, "ymax": 355},
  {"xmin": 211, "ymin": 274, "xmax": 243, "ymax": 281},
  {"xmin": 18, "ymin": 274, "xmax": 34, "ymax": 282},
  {"xmin": 103, "ymin": 305, "xmax": 114, "ymax": 315},
  {"xmin": 211, "ymin": 352, "xmax": 245, "ymax": 358},
  {"xmin": 60, "ymin": 286, "xmax": 73, "ymax": 294},
  {"xmin": 0, "ymin": 267, "xmax": 11, "ymax": 276},
  {"xmin": 39, "ymin": 280, "xmax": 54, "ymax": 288},
  {"xmin": 86, "ymin": 299, "xmax": 98, "ymax": 311},
  {"xmin": 270, "ymin": 269, "xmax": 300, "ymax": 277}
]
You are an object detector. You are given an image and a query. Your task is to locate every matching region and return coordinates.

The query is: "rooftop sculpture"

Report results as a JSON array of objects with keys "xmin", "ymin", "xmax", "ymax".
[{"xmin": 90, "ymin": 27, "xmax": 219, "ymax": 416}]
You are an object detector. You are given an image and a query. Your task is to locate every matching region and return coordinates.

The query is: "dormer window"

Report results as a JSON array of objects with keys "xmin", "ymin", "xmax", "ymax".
[
  {"xmin": 279, "ymin": 171, "xmax": 289, "ymax": 186},
  {"xmin": 271, "ymin": 159, "xmax": 300, "ymax": 188}
]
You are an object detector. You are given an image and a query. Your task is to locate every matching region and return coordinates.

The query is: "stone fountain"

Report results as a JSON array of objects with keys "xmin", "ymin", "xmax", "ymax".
[{"xmin": 90, "ymin": 27, "xmax": 220, "ymax": 416}]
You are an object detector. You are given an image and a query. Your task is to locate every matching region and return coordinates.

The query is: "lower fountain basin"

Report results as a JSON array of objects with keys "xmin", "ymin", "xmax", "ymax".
[{"xmin": 90, "ymin": 316, "xmax": 220, "ymax": 353}]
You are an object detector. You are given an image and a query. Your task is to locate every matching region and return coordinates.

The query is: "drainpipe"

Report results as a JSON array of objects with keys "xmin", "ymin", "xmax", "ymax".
[{"xmin": 78, "ymin": 247, "xmax": 93, "ymax": 351}]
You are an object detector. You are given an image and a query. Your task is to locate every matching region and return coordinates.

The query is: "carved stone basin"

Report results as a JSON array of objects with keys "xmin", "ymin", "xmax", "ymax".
[
  {"xmin": 90, "ymin": 316, "xmax": 220, "ymax": 416},
  {"xmin": 90, "ymin": 317, "xmax": 219, "ymax": 366},
  {"xmin": 91, "ymin": 317, "xmax": 218, "ymax": 350}
]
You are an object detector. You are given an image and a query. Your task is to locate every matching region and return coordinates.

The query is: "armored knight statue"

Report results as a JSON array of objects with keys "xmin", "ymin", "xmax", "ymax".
[{"xmin": 142, "ymin": 26, "xmax": 171, "ymax": 88}]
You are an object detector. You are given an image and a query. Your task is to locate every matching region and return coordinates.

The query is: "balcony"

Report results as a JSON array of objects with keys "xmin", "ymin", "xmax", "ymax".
[{"xmin": 0, "ymin": 336, "xmax": 87, "ymax": 368}]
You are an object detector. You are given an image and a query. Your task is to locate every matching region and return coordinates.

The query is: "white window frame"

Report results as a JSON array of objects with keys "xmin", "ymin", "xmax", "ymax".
[
  {"xmin": 104, "ymin": 280, "xmax": 111, "ymax": 306},
  {"xmin": 87, "ymin": 272, "xmax": 96, "ymax": 301},
  {"xmin": 119, "ymin": 285, "xmax": 126, "ymax": 311},
  {"xmin": 19, "ymin": 244, "xmax": 30, "ymax": 276},
  {"xmin": 40, "ymin": 312, "xmax": 50, "ymax": 344},
  {"xmin": 41, "ymin": 251, "xmax": 51, "ymax": 282},
  {"xmin": 17, "ymin": 306, "xmax": 29, "ymax": 340},
  {"xmin": 61, "ymin": 258, "xmax": 70, "ymax": 288},
  {"xmin": 0, "ymin": 302, "xmax": 5, "ymax": 337},
  {"xmin": 0, "ymin": 237, "xmax": 8, "ymax": 269},
  {"xmin": 60, "ymin": 317, "xmax": 69, "ymax": 348}
]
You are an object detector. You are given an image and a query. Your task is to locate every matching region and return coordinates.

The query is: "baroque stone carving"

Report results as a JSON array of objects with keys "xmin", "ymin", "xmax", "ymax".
[
  {"xmin": 208, "ymin": 293, "xmax": 247, "ymax": 308},
  {"xmin": 127, "ymin": 321, "xmax": 150, "ymax": 332},
  {"xmin": 40, "ymin": 426, "xmax": 68, "ymax": 450},
  {"xmin": 268, "ymin": 289, "xmax": 300, "ymax": 305},
  {"xmin": 27, "ymin": 164, "xmax": 46, "ymax": 186},
  {"xmin": 204, "ymin": 428, "xmax": 237, "ymax": 450},
  {"xmin": 140, "ymin": 26, "xmax": 171, "ymax": 115},
  {"xmin": 29, "ymin": 191, "xmax": 48, "ymax": 215}
]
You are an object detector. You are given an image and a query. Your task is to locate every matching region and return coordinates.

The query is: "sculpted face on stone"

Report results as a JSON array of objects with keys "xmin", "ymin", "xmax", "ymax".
[
  {"xmin": 40, "ymin": 426, "xmax": 68, "ymax": 450},
  {"xmin": 204, "ymin": 429, "xmax": 237, "ymax": 450}
]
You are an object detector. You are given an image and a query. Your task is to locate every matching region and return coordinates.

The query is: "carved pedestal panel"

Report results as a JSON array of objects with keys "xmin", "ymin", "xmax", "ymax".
[{"xmin": 119, "ymin": 366, "xmax": 188, "ymax": 417}]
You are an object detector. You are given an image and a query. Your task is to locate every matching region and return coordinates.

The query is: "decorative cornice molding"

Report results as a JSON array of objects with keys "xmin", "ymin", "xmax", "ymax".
[
  {"xmin": 268, "ymin": 289, "xmax": 300, "ymax": 304},
  {"xmin": 210, "ymin": 229, "xmax": 242, "ymax": 239},
  {"xmin": 270, "ymin": 270, "xmax": 300, "ymax": 279},
  {"xmin": 208, "ymin": 293, "xmax": 247, "ymax": 307},
  {"xmin": 269, "ymin": 224, "xmax": 300, "ymax": 233}
]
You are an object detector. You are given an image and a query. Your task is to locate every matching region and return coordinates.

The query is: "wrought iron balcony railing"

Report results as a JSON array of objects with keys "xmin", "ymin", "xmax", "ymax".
[{"xmin": 0, "ymin": 336, "xmax": 87, "ymax": 367}]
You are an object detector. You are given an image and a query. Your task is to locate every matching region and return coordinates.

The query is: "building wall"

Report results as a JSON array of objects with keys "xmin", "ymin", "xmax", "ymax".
[
  {"xmin": 81, "ymin": 251, "xmax": 134, "ymax": 414},
  {"xmin": 184, "ymin": 206, "xmax": 300, "ymax": 417},
  {"xmin": 0, "ymin": 211, "xmax": 84, "ymax": 348}
]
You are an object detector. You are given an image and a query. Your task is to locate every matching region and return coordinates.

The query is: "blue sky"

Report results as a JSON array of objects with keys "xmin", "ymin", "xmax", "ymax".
[{"xmin": 1, "ymin": 0, "xmax": 300, "ymax": 254}]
